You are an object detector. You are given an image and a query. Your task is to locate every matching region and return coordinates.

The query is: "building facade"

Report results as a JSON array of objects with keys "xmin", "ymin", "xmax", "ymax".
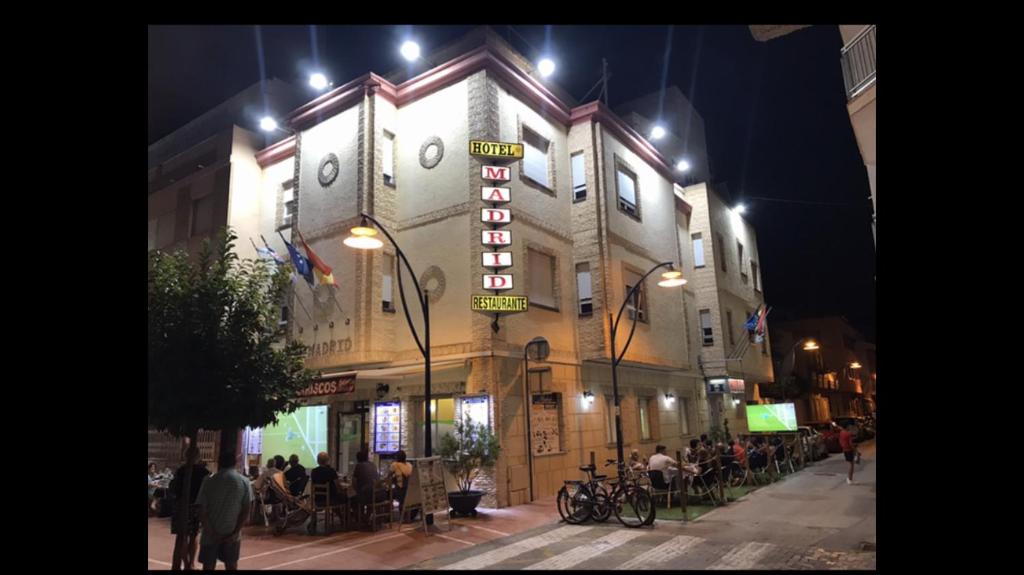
[
  {"xmin": 839, "ymin": 25, "xmax": 876, "ymax": 247},
  {"xmin": 768, "ymin": 316, "xmax": 875, "ymax": 423},
  {"xmin": 149, "ymin": 27, "xmax": 777, "ymax": 507}
]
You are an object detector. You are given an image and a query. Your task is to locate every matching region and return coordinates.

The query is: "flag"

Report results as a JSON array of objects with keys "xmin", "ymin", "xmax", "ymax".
[
  {"xmin": 280, "ymin": 233, "xmax": 314, "ymax": 286},
  {"xmin": 754, "ymin": 306, "xmax": 771, "ymax": 342},
  {"xmin": 745, "ymin": 306, "xmax": 761, "ymax": 332},
  {"xmin": 296, "ymin": 230, "xmax": 337, "ymax": 287}
]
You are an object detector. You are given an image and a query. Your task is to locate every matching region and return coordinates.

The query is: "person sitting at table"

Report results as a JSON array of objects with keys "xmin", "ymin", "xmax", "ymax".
[
  {"xmin": 285, "ymin": 454, "xmax": 307, "ymax": 497},
  {"xmin": 352, "ymin": 450, "xmax": 385, "ymax": 525},
  {"xmin": 628, "ymin": 449, "xmax": 646, "ymax": 472},
  {"xmin": 647, "ymin": 445, "xmax": 679, "ymax": 489},
  {"xmin": 148, "ymin": 462, "xmax": 161, "ymax": 514},
  {"xmin": 309, "ymin": 452, "xmax": 344, "ymax": 532},
  {"xmin": 389, "ymin": 451, "xmax": 414, "ymax": 519}
]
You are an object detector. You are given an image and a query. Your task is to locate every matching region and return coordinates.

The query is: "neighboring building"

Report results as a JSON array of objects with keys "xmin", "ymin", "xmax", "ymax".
[
  {"xmin": 614, "ymin": 86, "xmax": 713, "ymax": 185},
  {"xmin": 768, "ymin": 316, "xmax": 875, "ymax": 422},
  {"xmin": 839, "ymin": 25, "xmax": 876, "ymax": 246},
  {"xmin": 681, "ymin": 184, "xmax": 774, "ymax": 436},
  {"xmin": 148, "ymin": 27, "xmax": 776, "ymax": 507}
]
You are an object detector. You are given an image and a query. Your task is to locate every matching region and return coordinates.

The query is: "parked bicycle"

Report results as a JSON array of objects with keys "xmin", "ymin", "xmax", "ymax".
[{"xmin": 557, "ymin": 459, "xmax": 655, "ymax": 528}]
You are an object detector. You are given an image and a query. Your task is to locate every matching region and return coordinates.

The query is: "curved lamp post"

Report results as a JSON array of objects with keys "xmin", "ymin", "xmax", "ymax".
[{"xmin": 608, "ymin": 262, "xmax": 687, "ymax": 471}]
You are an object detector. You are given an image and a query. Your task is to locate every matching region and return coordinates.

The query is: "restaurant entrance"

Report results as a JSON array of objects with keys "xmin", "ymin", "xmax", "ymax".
[
  {"xmin": 336, "ymin": 401, "xmax": 368, "ymax": 477},
  {"xmin": 412, "ymin": 396, "xmax": 454, "ymax": 457}
]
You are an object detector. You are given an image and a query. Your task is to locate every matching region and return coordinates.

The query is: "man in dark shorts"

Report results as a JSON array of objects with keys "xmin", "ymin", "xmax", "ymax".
[
  {"xmin": 169, "ymin": 448, "xmax": 210, "ymax": 570},
  {"xmin": 839, "ymin": 423, "xmax": 858, "ymax": 484},
  {"xmin": 197, "ymin": 450, "xmax": 252, "ymax": 570}
]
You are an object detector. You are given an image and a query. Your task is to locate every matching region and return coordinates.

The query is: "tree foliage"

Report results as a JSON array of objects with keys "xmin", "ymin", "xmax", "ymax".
[
  {"xmin": 148, "ymin": 228, "xmax": 312, "ymax": 443},
  {"xmin": 438, "ymin": 415, "xmax": 501, "ymax": 493}
]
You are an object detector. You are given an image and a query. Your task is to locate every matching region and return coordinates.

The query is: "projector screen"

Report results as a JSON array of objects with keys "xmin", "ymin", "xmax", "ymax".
[
  {"xmin": 260, "ymin": 405, "xmax": 328, "ymax": 468},
  {"xmin": 746, "ymin": 403, "xmax": 798, "ymax": 432}
]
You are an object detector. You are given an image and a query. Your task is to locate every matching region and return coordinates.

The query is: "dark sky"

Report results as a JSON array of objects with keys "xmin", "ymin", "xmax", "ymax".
[{"xmin": 149, "ymin": 25, "xmax": 875, "ymax": 341}]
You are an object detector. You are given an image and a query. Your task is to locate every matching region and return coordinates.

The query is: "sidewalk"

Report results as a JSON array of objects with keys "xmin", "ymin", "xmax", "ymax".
[{"xmin": 148, "ymin": 496, "xmax": 561, "ymax": 570}]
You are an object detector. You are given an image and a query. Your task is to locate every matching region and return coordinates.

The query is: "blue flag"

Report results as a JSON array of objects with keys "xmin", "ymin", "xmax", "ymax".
[
  {"xmin": 283, "ymin": 238, "xmax": 315, "ymax": 286},
  {"xmin": 745, "ymin": 307, "xmax": 761, "ymax": 332}
]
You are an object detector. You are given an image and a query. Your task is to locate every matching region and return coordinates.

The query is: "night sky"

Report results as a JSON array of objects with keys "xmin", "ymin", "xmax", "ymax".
[{"xmin": 149, "ymin": 25, "xmax": 875, "ymax": 341}]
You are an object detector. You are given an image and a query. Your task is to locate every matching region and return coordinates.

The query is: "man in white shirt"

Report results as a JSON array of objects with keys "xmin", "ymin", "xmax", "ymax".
[{"xmin": 647, "ymin": 445, "xmax": 679, "ymax": 488}]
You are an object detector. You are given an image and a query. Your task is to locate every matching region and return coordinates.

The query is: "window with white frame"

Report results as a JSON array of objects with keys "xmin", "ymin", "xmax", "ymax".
[
  {"xmin": 571, "ymin": 152, "xmax": 586, "ymax": 201},
  {"xmin": 605, "ymin": 396, "xmax": 617, "ymax": 443},
  {"xmin": 522, "ymin": 127, "xmax": 550, "ymax": 188},
  {"xmin": 692, "ymin": 233, "xmax": 705, "ymax": 267},
  {"xmin": 281, "ymin": 180, "xmax": 296, "ymax": 228},
  {"xmin": 528, "ymin": 249, "xmax": 556, "ymax": 309},
  {"xmin": 576, "ymin": 262, "xmax": 592, "ymax": 316},
  {"xmin": 382, "ymin": 131, "xmax": 395, "ymax": 186},
  {"xmin": 616, "ymin": 164, "xmax": 639, "ymax": 218},
  {"xmin": 639, "ymin": 399, "xmax": 651, "ymax": 440},
  {"xmin": 624, "ymin": 268, "xmax": 647, "ymax": 322},
  {"xmin": 382, "ymin": 253, "xmax": 395, "ymax": 312},
  {"xmin": 679, "ymin": 398, "xmax": 690, "ymax": 435},
  {"xmin": 700, "ymin": 309, "xmax": 714, "ymax": 346}
]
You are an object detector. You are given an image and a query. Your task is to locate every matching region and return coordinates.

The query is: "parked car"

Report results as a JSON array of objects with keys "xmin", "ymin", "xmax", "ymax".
[
  {"xmin": 807, "ymin": 421, "xmax": 842, "ymax": 453},
  {"xmin": 798, "ymin": 426, "xmax": 828, "ymax": 461}
]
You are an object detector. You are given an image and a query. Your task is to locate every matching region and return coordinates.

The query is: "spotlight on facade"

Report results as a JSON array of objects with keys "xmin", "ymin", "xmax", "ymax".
[
  {"xmin": 850, "ymin": 362, "xmax": 862, "ymax": 369},
  {"xmin": 309, "ymin": 73, "xmax": 328, "ymax": 90},
  {"xmin": 665, "ymin": 393, "xmax": 675, "ymax": 403},
  {"xmin": 538, "ymin": 58, "xmax": 556, "ymax": 77},
  {"xmin": 583, "ymin": 390, "xmax": 595, "ymax": 404},
  {"xmin": 802, "ymin": 340, "xmax": 820, "ymax": 351},
  {"xmin": 651, "ymin": 125, "xmax": 666, "ymax": 140},
  {"xmin": 343, "ymin": 217, "xmax": 384, "ymax": 250},
  {"xmin": 657, "ymin": 269, "xmax": 688, "ymax": 288},
  {"xmin": 676, "ymin": 159, "xmax": 691, "ymax": 173},
  {"xmin": 735, "ymin": 203, "xmax": 746, "ymax": 215},
  {"xmin": 259, "ymin": 116, "xmax": 278, "ymax": 132},
  {"xmin": 401, "ymin": 40, "xmax": 421, "ymax": 61}
]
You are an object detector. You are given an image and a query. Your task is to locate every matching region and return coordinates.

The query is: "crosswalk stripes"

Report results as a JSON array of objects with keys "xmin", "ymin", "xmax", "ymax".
[
  {"xmin": 440, "ymin": 525, "xmax": 594, "ymax": 570},
  {"xmin": 613, "ymin": 535, "xmax": 706, "ymax": 570},
  {"xmin": 706, "ymin": 541, "xmax": 777, "ymax": 569},
  {"xmin": 522, "ymin": 529, "xmax": 648, "ymax": 570}
]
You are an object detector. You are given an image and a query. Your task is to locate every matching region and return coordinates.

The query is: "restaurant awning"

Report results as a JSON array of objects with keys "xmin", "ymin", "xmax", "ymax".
[{"xmin": 319, "ymin": 358, "xmax": 468, "ymax": 381}]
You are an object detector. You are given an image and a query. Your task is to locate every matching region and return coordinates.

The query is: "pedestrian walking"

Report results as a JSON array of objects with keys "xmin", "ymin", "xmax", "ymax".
[
  {"xmin": 197, "ymin": 450, "xmax": 253, "ymax": 571},
  {"xmin": 839, "ymin": 423, "xmax": 858, "ymax": 484}
]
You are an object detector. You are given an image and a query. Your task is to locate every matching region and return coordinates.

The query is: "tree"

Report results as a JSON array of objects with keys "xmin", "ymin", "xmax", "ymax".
[
  {"xmin": 148, "ymin": 228, "xmax": 312, "ymax": 567},
  {"xmin": 438, "ymin": 416, "xmax": 501, "ymax": 493}
]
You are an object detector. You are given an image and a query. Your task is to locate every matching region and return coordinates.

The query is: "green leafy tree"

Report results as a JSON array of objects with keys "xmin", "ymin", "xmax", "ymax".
[
  {"xmin": 148, "ymin": 228, "xmax": 312, "ymax": 565},
  {"xmin": 438, "ymin": 415, "xmax": 501, "ymax": 493}
]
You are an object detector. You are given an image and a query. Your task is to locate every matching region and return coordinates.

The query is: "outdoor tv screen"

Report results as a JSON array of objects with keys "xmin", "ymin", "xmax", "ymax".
[
  {"xmin": 746, "ymin": 403, "xmax": 798, "ymax": 432},
  {"xmin": 260, "ymin": 405, "xmax": 328, "ymax": 468}
]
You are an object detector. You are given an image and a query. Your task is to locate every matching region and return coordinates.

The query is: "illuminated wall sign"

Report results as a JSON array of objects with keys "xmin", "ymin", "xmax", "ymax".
[
  {"xmin": 482, "ymin": 230, "xmax": 512, "ymax": 246},
  {"xmin": 481, "ymin": 166, "xmax": 512, "ymax": 181},
  {"xmin": 471, "ymin": 295, "xmax": 528, "ymax": 312},
  {"xmin": 482, "ymin": 252, "xmax": 513, "ymax": 268},
  {"xmin": 481, "ymin": 187, "xmax": 511, "ymax": 203},
  {"xmin": 481, "ymin": 208, "xmax": 511, "ymax": 224},
  {"xmin": 470, "ymin": 140, "xmax": 524, "ymax": 160},
  {"xmin": 483, "ymin": 274, "xmax": 513, "ymax": 290},
  {"xmin": 707, "ymin": 378, "xmax": 728, "ymax": 394},
  {"xmin": 728, "ymin": 378, "xmax": 746, "ymax": 394}
]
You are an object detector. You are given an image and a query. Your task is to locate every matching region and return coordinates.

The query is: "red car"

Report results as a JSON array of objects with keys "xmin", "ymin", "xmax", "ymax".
[{"xmin": 807, "ymin": 422, "xmax": 842, "ymax": 453}]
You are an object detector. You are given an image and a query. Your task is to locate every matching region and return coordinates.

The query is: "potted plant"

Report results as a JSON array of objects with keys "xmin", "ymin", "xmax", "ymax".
[{"xmin": 438, "ymin": 415, "xmax": 500, "ymax": 517}]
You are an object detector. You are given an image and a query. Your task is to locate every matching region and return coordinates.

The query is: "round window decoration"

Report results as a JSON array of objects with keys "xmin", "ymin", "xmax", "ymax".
[
  {"xmin": 318, "ymin": 153, "xmax": 340, "ymax": 187},
  {"xmin": 419, "ymin": 266, "xmax": 446, "ymax": 303},
  {"xmin": 419, "ymin": 136, "xmax": 445, "ymax": 169}
]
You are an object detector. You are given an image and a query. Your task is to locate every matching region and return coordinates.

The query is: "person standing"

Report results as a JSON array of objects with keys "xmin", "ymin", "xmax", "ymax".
[
  {"xmin": 839, "ymin": 423, "xmax": 858, "ymax": 484},
  {"xmin": 197, "ymin": 450, "xmax": 252, "ymax": 571},
  {"xmin": 169, "ymin": 452, "xmax": 211, "ymax": 570}
]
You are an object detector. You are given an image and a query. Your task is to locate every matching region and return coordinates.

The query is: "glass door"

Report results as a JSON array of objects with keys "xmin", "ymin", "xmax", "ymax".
[{"xmin": 337, "ymin": 413, "xmax": 362, "ymax": 478}]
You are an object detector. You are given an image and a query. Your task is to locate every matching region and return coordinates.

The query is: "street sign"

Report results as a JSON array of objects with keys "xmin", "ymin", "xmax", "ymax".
[
  {"xmin": 482, "ymin": 252, "xmax": 513, "ymax": 268},
  {"xmin": 470, "ymin": 140, "xmax": 524, "ymax": 160},
  {"xmin": 471, "ymin": 295, "xmax": 528, "ymax": 312},
  {"xmin": 481, "ymin": 166, "xmax": 512, "ymax": 181},
  {"xmin": 707, "ymin": 378, "xmax": 728, "ymax": 394}
]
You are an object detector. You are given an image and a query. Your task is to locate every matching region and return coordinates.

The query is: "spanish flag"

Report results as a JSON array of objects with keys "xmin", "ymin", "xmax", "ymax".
[{"xmin": 296, "ymin": 230, "xmax": 337, "ymax": 287}]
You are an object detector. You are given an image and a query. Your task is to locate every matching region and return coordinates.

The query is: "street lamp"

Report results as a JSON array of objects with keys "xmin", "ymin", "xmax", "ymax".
[
  {"xmin": 522, "ymin": 336, "xmax": 550, "ymax": 503},
  {"xmin": 777, "ymin": 338, "xmax": 820, "ymax": 404},
  {"xmin": 343, "ymin": 213, "xmax": 435, "ymax": 523},
  {"xmin": 609, "ymin": 262, "xmax": 686, "ymax": 471}
]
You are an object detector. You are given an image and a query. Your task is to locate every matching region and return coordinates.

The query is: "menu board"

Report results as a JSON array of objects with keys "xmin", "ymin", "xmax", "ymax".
[
  {"xmin": 374, "ymin": 401, "xmax": 401, "ymax": 454},
  {"xmin": 404, "ymin": 456, "xmax": 450, "ymax": 521},
  {"xmin": 461, "ymin": 395, "xmax": 490, "ymax": 428},
  {"xmin": 244, "ymin": 427, "xmax": 263, "ymax": 455},
  {"xmin": 531, "ymin": 392, "xmax": 562, "ymax": 455}
]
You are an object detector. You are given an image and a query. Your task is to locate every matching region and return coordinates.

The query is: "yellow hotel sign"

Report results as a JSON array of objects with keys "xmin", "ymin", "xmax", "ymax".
[
  {"xmin": 469, "ymin": 140, "xmax": 524, "ymax": 160},
  {"xmin": 471, "ymin": 295, "xmax": 529, "ymax": 313}
]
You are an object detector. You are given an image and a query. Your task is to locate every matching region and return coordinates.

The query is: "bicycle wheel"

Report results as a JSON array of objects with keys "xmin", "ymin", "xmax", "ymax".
[
  {"xmin": 558, "ymin": 485, "xmax": 590, "ymax": 524},
  {"xmin": 556, "ymin": 486, "xmax": 575, "ymax": 523},
  {"xmin": 613, "ymin": 485, "xmax": 654, "ymax": 528},
  {"xmin": 591, "ymin": 485, "xmax": 611, "ymax": 522},
  {"xmin": 569, "ymin": 485, "xmax": 596, "ymax": 523}
]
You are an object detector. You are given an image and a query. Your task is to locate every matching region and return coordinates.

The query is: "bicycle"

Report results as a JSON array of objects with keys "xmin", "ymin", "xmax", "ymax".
[
  {"xmin": 557, "ymin": 462, "xmax": 612, "ymax": 524},
  {"xmin": 603, "ymin": 459, "xmax": 656, "ymax": 527}
]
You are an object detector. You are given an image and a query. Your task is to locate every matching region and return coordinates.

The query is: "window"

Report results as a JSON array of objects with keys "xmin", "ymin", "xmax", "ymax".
[
  {"xmin": 700, "ymin": 309, "xmax": 714, "ymax": 346},
  {"xmin": 281, "ymin": 181, "xmax": 296, "ymax": 228},
  {"xmin": 678, "ymin": 398, "xmax": 690, "ymax": 435},
  {"xmin": 571, "ymin": 153, "xmax": 586, "ymax": 201},
  {"xmin": 191, "ymin": 194, "xmax": 216, "ymax": 236},
  {"xmin": 382, "ymin": 254, "xmax": 395, "ymax": 312},
  {"xmin": 727, "ymin": 310, "xmax": 735, "ymax": 346},
  {"xmin": 156, "ymin": 210, "xmax": 176, "ymax": 248},
  {"xmin": 752, "ymin": 261, "xmax": 760, "ymax": 292},
  {"xmin": 717, "ymin": 233, "xmax": 727, "ymax": 272},
  {"xmin": 692, "ymin": 233, "xmax": 705, "ymax": 268},
  {"xmin": 639, "ymin": 399, "xmax": 651, "ymax": 440},
  {"xmin": 616, "ymin": 165, "xmax": 639, "ymax": 218},
  {"xmin": 738, "ymin": 241, "xmax": 747, "ymax": 283},
  {"xmin": 148, "ymin": 219, "xmax": 157, "ymax": 251},
  {"xmin": 605, "ymin": 396, "xmax": 617, "ymax": 443},
  {"xmin": 522, "ymin": 128, "xmax": 550, "ymax": 188},
  {"xmin": 382, "ymin": 131, "xmax": 395, "ymax": 186},
  {"xmin": 576, "ymin": 262, "xmax": 593, "ymax": 316},
  {"xmin": 528, "ymin": 249, "xmax": 556, "ymax": 309},
  {"xmin": 624, "ymin": 268, "xmax": 647, "ymax": 322}
]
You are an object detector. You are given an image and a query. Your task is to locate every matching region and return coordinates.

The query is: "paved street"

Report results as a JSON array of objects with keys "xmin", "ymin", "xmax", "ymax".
[{"xmin": 411, "ymin": 441, "xmax": 876, "ymax": 570}]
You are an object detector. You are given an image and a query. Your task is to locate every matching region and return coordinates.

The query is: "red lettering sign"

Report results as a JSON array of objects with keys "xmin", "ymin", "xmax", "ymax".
[
  {"xmin": 482, "ymin": 208, "xmax": 511, "ymax": 224},
  {"xmin": 482, "ymin": 252, "xmax": 513, "ymax": 268},
  {"xmin": 483, "ymin": 274, "xmax": 513, "ymax": 290},
  {"xmin": 481, "ymin": 187, "xmax": 511, "ymax": 203},
  {"xmin": 482, "ymin": 230, "xmax": 512, "ymax": 245},
  {"xmin": 481, "ymin": 166, "xmax": 511, "ymax": 181}
]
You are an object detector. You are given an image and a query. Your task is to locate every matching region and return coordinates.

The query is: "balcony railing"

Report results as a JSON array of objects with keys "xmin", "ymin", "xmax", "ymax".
[{"xmin": 841, "ymin": 25, "xmax": 876, "ymax": 100}]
